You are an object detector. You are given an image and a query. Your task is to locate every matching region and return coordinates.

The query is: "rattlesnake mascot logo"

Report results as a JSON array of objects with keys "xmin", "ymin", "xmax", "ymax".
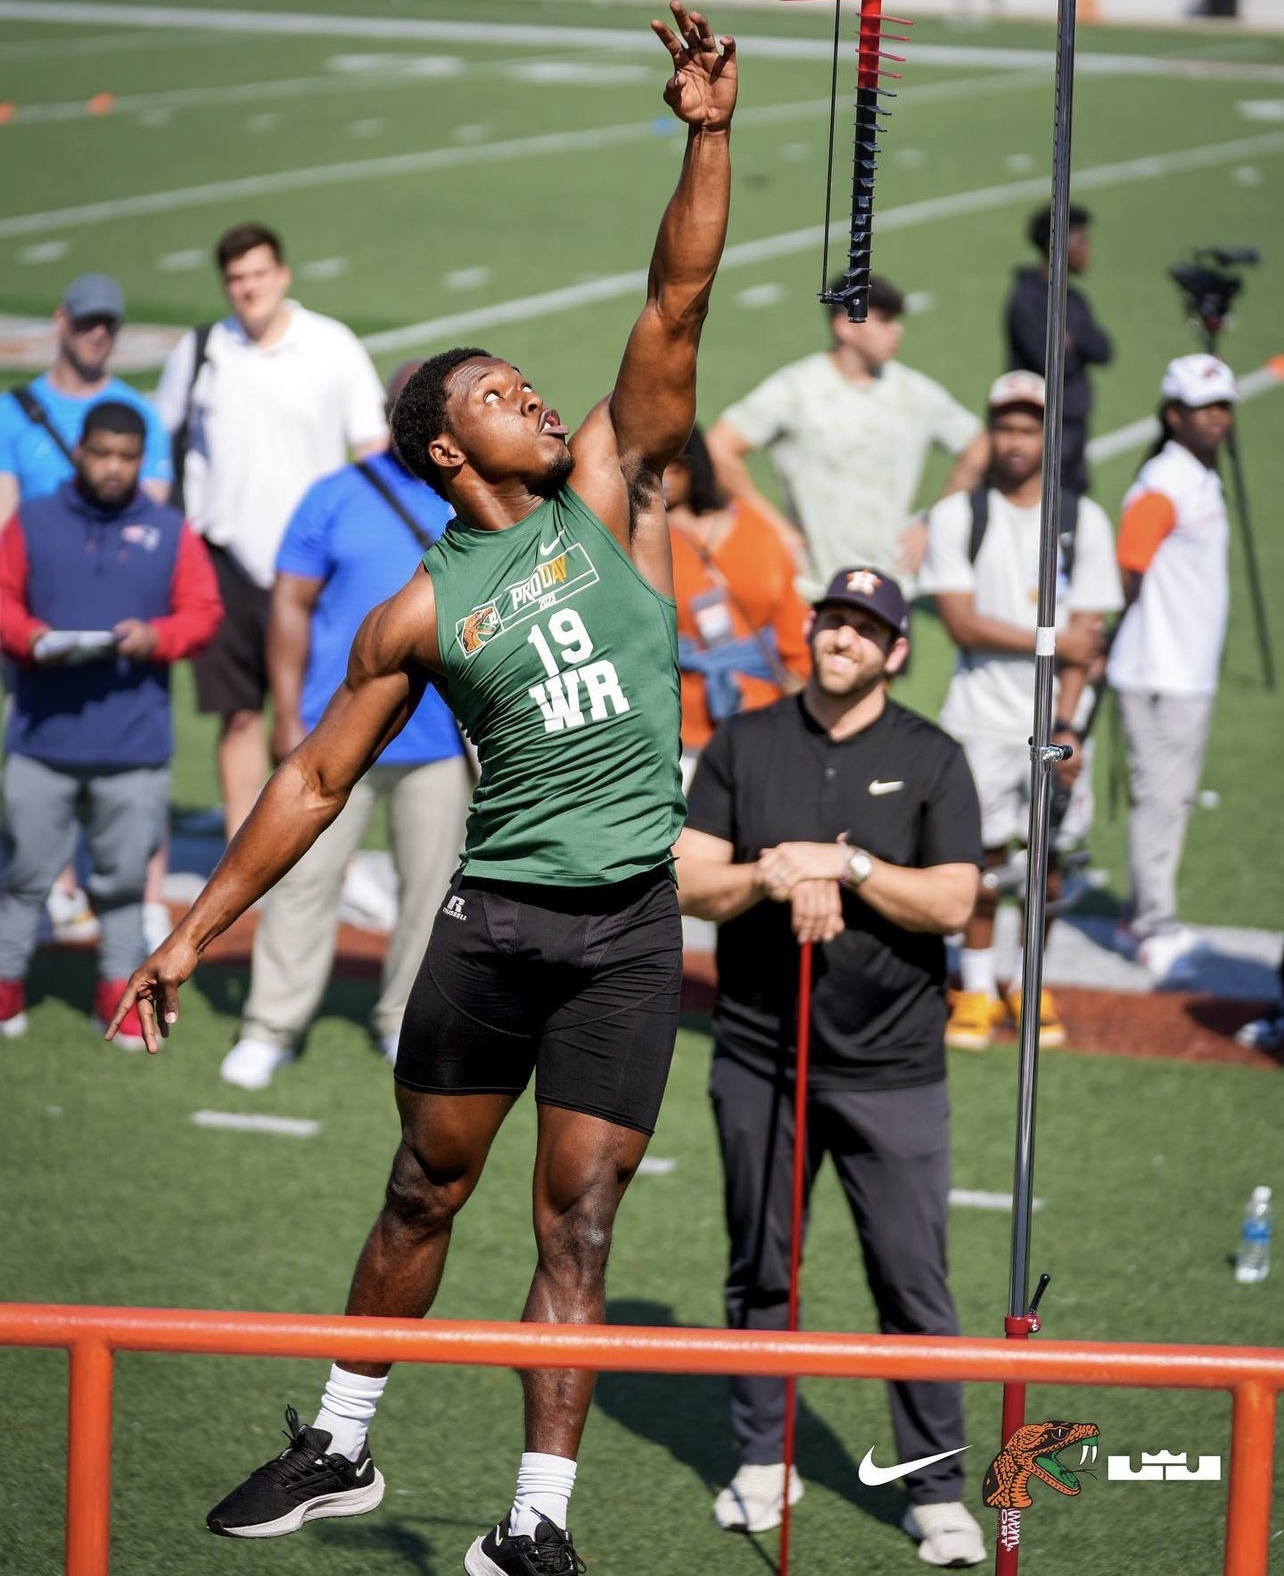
[{"xmin": 983, "ymin": 1420, "xmax": 1100, "ymax": 1509}]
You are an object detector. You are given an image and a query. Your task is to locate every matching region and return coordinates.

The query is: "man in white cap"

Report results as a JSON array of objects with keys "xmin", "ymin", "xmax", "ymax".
[
  {"xmin": 1108, "ymin": 353, "xmax": 1237, "ymax": 985},
  {"xmin": 921, "ymin": 371, "xmax": 1122, "ymax": 1050},
  {"xmin": 0, "ymin": 273, "xmax": 172, "ymax": 523}
]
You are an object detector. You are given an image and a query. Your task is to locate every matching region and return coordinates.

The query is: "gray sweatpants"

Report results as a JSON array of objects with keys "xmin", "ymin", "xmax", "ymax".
[
  {"xmin": 239, "ymin": 756, "xmax": 472, "ymax": 1048},
  {"xmin": 1115, "ymin": 688, "xmax": 1213, "ymax": 940},
  {"xmin": 0, "ymin": 753, "xmax": 169, "ymax": 981},
  {"xmin": 711, "ymin": 1056, "xmax": 966, "ymax": 1506}
]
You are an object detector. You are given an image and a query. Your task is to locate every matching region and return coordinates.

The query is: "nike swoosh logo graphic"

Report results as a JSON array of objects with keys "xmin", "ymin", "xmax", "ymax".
[
  {"xmin": 857, "ymin": 1446, "xmax": 969, "ymax": 1486},
  {"xmin": 538, "ymin": 537, "xmax": 561, "ymax": 556},
  {"xmin": 868, "ymin": 779, "xmax": 904, "ymax": 795}
]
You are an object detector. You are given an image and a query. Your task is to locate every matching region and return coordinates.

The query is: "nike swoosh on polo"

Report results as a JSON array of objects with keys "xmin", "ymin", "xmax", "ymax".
[
  {"xmin": 539, "ymin": 537, "xmax": 561, "ymax": 555},
  {"xmin": 857, "ymin": 1445, "xmax": 969, "ymax": 1486},
  {"xmin": 868, "ymin": 779, "xmax": 904, "ymax": 796}
]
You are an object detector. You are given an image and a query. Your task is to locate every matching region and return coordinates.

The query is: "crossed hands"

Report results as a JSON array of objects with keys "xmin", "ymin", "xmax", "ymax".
[
  {"xmin": 756, "ymin": 839, "xmax": 851, "ymax": 946},
  {"xmin": 652, "ymin": 3, "xmax": 737, "ymax": 132}
]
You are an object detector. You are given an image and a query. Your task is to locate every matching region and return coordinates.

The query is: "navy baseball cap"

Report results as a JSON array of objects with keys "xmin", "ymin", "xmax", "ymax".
[
  {"xmin": 812, "ymin": 566, "xmax": 910, "ymax": 638},
  {"xmin": 60, "ymin": 273, "xmax": 125, "ymax": 323}
]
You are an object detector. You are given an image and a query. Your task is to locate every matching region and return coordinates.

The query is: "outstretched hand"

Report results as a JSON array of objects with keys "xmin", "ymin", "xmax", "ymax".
[
  {"xmin": 652, "ymin": 3, "xmax": 737, "ymax": 132},
  {"xmin": 104, "ymin": 931, "xmax": 200, "ymax": 1055}
]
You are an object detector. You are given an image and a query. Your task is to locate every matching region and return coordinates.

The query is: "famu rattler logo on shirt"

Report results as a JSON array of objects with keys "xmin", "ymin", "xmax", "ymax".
[{"xmin": 454, "ymin": 545, "xmax": 600, "ymax": 657}]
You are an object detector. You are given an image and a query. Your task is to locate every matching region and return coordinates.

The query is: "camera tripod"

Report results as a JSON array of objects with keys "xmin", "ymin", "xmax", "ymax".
[{"xmin": 1172, "ymin": 247, "xmax": 1275, "ymax": 689}]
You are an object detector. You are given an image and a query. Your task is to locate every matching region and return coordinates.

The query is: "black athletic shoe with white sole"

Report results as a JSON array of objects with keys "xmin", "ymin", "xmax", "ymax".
[
  {"xmin": 206, "ymin": 1406, "xmax": 384, "ymax": 1538},
  {"xmin": 464, "ymin": 1513, "xmax": 586, "ymax": 1575}
]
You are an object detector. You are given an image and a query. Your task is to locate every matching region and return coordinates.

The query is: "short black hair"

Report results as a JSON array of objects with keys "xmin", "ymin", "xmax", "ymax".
[
  {"xmin": 390, "ymin": 346, "xmax": 494, "ymax": 498},
  {"xmin": 1027, "ymin": 202, "xmax": 1092, "ymax": 256},
  {"xmin": 216, "ymin": 221, "xmax": 285, "ymax": 272},
  {"xmin": 675, "ymin": 423, "xmax": 726, "ymax": 516},
  {"xmin": 81, "ymin": 401, "xmax": 146, "ymax": 444},
  {"xmin": 826, "ymin": 273, "xmax": 905, "ymax": 321}
]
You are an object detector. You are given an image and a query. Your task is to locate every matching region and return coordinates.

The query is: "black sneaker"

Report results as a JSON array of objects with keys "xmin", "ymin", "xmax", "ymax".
[
  {"xmin": 206, "ymin": 1405, "xmax": 384, "ymax": 1538},
  {"xmin": 464, "ymin": 1512, "xmax": 586, "ymax": 1575}
]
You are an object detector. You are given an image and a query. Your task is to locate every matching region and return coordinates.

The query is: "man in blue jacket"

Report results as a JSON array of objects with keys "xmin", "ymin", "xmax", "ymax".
[{"xmin": 0, "ymin": 402, "xmax": 221, "ymax": 1046}]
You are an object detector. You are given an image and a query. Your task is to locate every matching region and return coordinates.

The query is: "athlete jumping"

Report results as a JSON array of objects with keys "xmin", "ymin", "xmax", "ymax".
[{"xmin": 108, "ymin": 8, "xmax": 736, "ymax": 1572}]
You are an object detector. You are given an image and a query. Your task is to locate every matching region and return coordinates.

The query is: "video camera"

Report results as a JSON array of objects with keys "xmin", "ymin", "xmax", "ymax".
[{"xmin": 1169, "ymin": 245, "xmax": 1260, "ymax": 337}]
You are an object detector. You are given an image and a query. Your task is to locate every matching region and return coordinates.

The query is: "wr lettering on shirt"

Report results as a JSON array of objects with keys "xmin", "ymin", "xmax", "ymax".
[{"xmin": 529, "ymin": 661, "xmax": 631, "ymax": 732}]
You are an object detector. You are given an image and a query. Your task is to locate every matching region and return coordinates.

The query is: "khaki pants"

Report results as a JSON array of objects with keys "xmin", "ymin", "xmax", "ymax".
[
  {"xmin": 240, "ymin": 756, "xmax": 472, "ymax": 1048},
  {"xmin": 1115, "ymin": 688, "xmax": 1212, "ymax": 940}
]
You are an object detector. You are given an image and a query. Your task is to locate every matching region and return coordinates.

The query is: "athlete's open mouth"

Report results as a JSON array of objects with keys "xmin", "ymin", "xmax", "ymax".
[{"xmin": 540, "ymin": 409, "xmax": 568, "ymax": 438}]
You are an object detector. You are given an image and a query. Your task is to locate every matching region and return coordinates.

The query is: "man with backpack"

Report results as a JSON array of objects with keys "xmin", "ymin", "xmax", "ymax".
[
  {"xmin": 218, "ymin": 363, "xmax": 471, "ymax": 1090},
  {"xmin": 920, "ymin": 372, "xmax": 1122, "ymax": 1051}
]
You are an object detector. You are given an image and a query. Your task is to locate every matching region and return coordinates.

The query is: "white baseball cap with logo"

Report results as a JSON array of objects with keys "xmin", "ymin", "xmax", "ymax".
[
  {"xmin": 987, "ymin": 370, "xmax": 1046, "ymax": 411},
  {"xmin": 1160, "ymin": 353, "xmax": 1237, "ymax": 407}
]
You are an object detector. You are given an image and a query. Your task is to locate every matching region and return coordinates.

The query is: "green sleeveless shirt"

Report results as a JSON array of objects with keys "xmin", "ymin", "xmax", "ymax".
[{"xmin": 422, "ymin": 485, "xmax": 684, "ymax": 886}]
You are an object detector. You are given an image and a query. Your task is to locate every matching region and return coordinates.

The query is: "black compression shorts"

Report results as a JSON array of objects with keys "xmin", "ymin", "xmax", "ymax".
[{"xmin": 396, "ymin": 868, "xmax": 683, "ymax": 1135}]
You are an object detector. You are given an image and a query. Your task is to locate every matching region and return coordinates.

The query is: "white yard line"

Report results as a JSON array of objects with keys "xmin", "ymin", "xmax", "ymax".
[
  {"xmin": 2, "ymin": 2, "xmax": 1284, "ymax": 81},
  {"xmin": 0, "ymin": 75, "xmax": 1039, "ymax": 242},
  {"xmin": 950, "ymin": 1189, "xmax": 1043, "ymax": 1211},
  {"xmin": 191, "ymin": 1110, "xmax": 320, "ymax": 1137},
  {"xmin": 361, "ymin": 131, "xmax": 1284, "ymax": 354}
]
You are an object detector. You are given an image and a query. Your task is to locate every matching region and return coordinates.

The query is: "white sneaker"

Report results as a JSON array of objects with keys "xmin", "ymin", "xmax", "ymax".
[
  {"xmin": 1136, "ymin": 926, "xmax": 1207, "ymax": 987},
  {"xmin": 380, "ymin": 1032, "xmax": 399, "ymax": 1066},
  {"xmin": 1235, "ymin": 1004, "xmax": 1284, "ymax": 1051},
  {"xmin": 902, "ymin": 1501, "xmax": 986, "ymax": 1567},
  {"xmin": 712, "ymin": 1463, "xmax": 804, "ymax": 1533},
  {"xmin": 142, "ymin": 902, "xmax": 173, "ymax": 954},
  {"xmin": 220, "ymin": 1038, "xmax": 294, "ymax": 1090},
  {"xmin": 45, "ymin": 884, "xmax": 100, "ymax": 944}
]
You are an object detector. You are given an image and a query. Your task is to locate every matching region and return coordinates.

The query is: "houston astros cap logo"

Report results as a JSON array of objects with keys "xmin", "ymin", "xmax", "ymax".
[{"xmin": 846, "ymin": 570, "xmax": 882, "ymax": 596}]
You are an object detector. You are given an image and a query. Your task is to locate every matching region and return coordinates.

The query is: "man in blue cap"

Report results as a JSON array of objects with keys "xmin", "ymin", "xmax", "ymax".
[{"xmin": 0, "ymin": 273, "xmax": 172, "ymax": 522}]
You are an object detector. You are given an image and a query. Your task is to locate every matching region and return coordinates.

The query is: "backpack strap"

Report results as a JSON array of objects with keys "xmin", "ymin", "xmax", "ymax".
[
  {"xmin": 11, "ymin": 384, "xmax": 77, "ymax": 467},
  {"xmin": 170, "ymin": 324, "xmax": 214, "ymax": 511},
  {"xmin": 354, "ymin": 458, "xmax": 437, "ymax": 552},
  {"xmin": 967, "ymin": 481, "xmax": 1081, "ymax": 580}
]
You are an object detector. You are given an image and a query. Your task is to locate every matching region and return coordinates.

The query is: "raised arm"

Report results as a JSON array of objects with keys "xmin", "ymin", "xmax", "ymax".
[
  {"xmin": 571, "ymin": 4, "xmax": 735, "ymax": 577},
  {"xmin": 107, "ymin": 571, "xmax": 441, "ymax": 1050}
]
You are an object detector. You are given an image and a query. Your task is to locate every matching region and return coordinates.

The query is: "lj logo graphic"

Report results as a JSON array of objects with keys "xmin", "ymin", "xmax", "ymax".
[{"xmin": 1107, "ymin": 1450, "xmax": 1221, "ymax": 1482}]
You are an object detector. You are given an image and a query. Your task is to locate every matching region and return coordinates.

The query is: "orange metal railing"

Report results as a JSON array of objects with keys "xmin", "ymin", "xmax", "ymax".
[{"xmin": 0, "ymin": 1303, "xmax": 1279, "ymax": 1576}]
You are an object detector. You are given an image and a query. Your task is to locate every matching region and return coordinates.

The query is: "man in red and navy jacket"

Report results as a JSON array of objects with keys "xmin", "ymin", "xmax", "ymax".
[{"xmin": 0, "ymin": 400, "xmax": 222, "ymax": 1046}]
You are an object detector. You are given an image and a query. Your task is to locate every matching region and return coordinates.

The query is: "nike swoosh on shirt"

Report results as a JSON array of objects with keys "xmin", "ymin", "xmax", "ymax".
[
  {"xmin": 857, "ymin": 1446, "xmax": 969, "ymax": 1486},
  {"xmin": 539, "ymin": 537, "xmax": 561, "ymax": 555},
  {"xmin": 868, "ymin": 779, "xmax": 904, "ymax": 796}
]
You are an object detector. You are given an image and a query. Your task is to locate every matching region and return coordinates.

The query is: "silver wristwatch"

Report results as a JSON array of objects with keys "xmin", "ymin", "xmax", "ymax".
[{"xmin": 844, "ymin": 847, "xmax": 874, "ymax": 889}]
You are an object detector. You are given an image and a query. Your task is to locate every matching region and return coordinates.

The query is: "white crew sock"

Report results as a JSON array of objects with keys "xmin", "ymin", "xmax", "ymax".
[
  {"xmin": 959, "ymin": 947, "xmax": 998, "ymax": 998},
  {"xmin": 509, "ymin": 1451, "xmax": 578, "ymax": 1537},
  {"xmin": 313, "ymin": 1364, "xmax": 388, "ymax": 1462}
]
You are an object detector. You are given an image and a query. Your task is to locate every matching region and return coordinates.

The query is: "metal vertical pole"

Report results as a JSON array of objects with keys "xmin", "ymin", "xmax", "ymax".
[
  {"xmin": 995, "ymin": 0, "xmax": 1078, "ymax": 1568},
  {"xmin": 778, "ymin": 939, "xmax": 813, "ymax": 1576}
]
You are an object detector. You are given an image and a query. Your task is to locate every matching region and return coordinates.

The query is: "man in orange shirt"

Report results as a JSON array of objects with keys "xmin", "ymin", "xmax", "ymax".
[
  {"xmin": 665, "ymin": 425, "xmax": 810, "ymax": 764},
  {"xmin": 1107, "ymin": 354, "xmax": 1235, "ymax": 986}
]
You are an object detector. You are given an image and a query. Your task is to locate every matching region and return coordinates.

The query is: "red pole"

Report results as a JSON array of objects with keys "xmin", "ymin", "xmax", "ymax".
[
  {"xmin": 1224, "ymin": 1380, "xmax": 1276, "ymax": 1576},
  {"xmin": 993, "ymin": 1310, "xmax": 1040, "ymax": 1575},
  {"xmin": 66, "ymin": 1337, "xmax": 113, "ymax": 1576},
  {"xmin": 778, "ymin": 939, "xmax": 813, "ymax": 1576}
]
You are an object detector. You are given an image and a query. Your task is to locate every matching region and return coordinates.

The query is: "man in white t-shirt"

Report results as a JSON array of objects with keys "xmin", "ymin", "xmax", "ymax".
[
  {"xmin": 706, "ymin": 275, "xmax": 988, "ymax": 595},
  {"xmin": 156, "ymin": 222, "xmax": 387, "ymax": 838},
  {"xmin": 1107, "ymin": 354, "xmax": 1236, "ymax": 987},
  {"xmin": 921, "ymin": 371, "xmax": 1122, "ymax": 1050}
]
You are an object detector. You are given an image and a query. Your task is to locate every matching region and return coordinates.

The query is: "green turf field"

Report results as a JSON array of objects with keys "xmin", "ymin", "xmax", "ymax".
[
  {"xmin": 2, "ymin": 5, "xmax": 1283, "ymax": 1572},
  {"xmin": 2, "ymin": 0, "xmax": 1281, "ymax": 923}
]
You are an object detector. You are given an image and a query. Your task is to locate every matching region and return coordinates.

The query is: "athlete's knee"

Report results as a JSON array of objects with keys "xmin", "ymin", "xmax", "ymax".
[
  {"xmin": 380, "ymin": 1138, "xmax": 478, "ymax": 1234},
  {"xmin": 534, "ymin": 1180, "xmax": 620, "ymax": 1283}
]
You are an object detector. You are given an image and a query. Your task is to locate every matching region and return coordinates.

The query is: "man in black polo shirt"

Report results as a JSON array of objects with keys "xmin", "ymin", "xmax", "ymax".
[{"xmin": 674, "ymin": 566, "xmax": 986, "ymax": 1569}]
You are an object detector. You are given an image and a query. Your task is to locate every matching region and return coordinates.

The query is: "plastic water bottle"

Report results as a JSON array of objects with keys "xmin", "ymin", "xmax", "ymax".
[{"xmin": 1234, "ymin": 1186, "xmax": 1272, "ymax": 1284}]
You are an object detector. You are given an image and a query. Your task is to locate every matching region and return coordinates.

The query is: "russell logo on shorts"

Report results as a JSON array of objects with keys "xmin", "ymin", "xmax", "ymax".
[{"xmin": 443, "ymin": 895, "xmax": 467, "ymax": 921}]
